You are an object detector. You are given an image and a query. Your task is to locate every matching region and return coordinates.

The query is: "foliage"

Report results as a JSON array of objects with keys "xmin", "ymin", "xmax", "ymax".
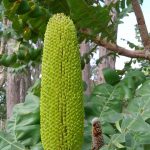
[
  {"xmin": 0, "ymin": 81, "xmax": 42, "ymax": 150},
  {"xmin": 0, "ymin": 0, "xmax": 140, "ymax": 69},
  {"xmin": 7, "ymin": 94, "xmax": 41, "ymax": 147},
  {"xmin": 1, "ymin": 70, "xmax": 150, "ymax": 149},
  {"xmin": 0, "ymin": 131, "xmax": 26, "ymax": 150},
  {"xmin": 0, "ymin": 0, "xmax": 149, "ymax": 150},
  {"xmin": 84, "ymin": 69, "xmax": 150, "ymax": 150}
]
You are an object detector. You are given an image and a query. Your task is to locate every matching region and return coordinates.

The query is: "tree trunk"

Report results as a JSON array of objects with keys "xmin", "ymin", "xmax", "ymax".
[
  {"xmin": 0, "ymin": 18, "xmax": 7, "ymax": 89},
  {"xmin": 6, "ymin": 39, "xmax": 31, "ymax": 118},
  {"xmin": 19, "ymin": 69, "xmax": 31, "ymax": 102},
  {"xmin": 97, "ymin": 0, "xmax": 117, "ymax": 84},
  {"xmin": 98, "ymin": 47, "xmax": 115, "ymax": 84},
  {"xmin": 80, "ymin": 41, "xmax": 91, "ymax": 95}
]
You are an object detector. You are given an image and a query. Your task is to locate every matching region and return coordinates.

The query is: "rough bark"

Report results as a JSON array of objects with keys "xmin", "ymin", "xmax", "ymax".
[
  {"xmin": 19, "ymin": 69, "xmax": 31, "ymax": 102},
  {"xmin": 131, "ymin": 0, "xmax": 150, "ymax": 48},
  {"xmin": 98, "ymin": 47, "xmax": 115, "ymax": 83},
  {"xmin": 6, "ymin": 38, "xmax": 31, "ymax": 118},
  {"xmin": 7, "ymin": 72, "xmax": 22, "ymax": 118},
  {"xmin": 97, "ymin": 0, "xmax": 117, "ymax": 84},
  {"xmin": 81, "ymin": 29, "xmax": 146, "ymax": 59},
  {"xmin": 131, "ymin": 0, "xmax": 150, "ymax": 58},
  {"xmin": 0, "ymin": 18, "xmax": 7, "ymax": 89},
  {"xmin": 80, "ymin": 41, "xmax": 91, "ymax": 95}
]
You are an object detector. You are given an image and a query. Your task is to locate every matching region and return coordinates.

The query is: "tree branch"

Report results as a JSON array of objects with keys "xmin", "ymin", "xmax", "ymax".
[
  {"xmin": 94, "ymin": 36, "xmax": 146, "ymax": 59},
  {"xmin": 131, "ymin": 0, "xmax": 150, "ymax": 48},
  {"xmin": 81, "ymin": 28, "xmax": 147, "ymax": 60}
]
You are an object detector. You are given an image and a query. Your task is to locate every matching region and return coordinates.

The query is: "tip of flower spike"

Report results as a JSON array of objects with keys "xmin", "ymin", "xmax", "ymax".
[
  {"xmin": 92, "ymin": 117, "xmax": 100, "ymax": 125},
  {"xmin": 51, "ymin": 13, "xmax": 70, "ymax": 21}
]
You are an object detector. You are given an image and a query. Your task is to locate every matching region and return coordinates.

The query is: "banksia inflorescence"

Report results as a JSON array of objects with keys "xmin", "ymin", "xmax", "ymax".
[
  {"xmin": 40, "ymin": 13, "xmax": 84, "ymax": 150},
  {"xmin": 92, "ymin": 118, "xmax": 104, "ymax": 150}
]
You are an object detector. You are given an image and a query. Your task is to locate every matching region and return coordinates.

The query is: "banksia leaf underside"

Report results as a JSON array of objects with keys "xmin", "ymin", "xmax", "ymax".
[{"xmin": 40, "ymin": 13, "xmax": 84, "ymax": 150}]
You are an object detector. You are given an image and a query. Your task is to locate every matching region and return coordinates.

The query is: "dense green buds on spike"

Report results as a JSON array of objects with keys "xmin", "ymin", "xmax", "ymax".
[{"xmin": 40, "ymin": 13, "xmax": 84, "ymax": 150}]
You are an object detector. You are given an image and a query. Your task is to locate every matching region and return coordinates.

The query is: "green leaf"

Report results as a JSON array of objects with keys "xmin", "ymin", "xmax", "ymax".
[
  {"xmin": 0, "ymin": 54, "xmax": 8, "ymax": 66},
  {"xmin": 101, "ymin": 109, "xmax": 123, "ymax": 123},
  {"xmin": 92, "ymin": 83, "xmax": 113, "ymax": 97},
  {"xmin": 7, "ymin": 93, "xmax": 40, "ymax": 147},
  {"xmin": 5, "ymin": 53, "xmax": 17, "ymax": 66},
  {"xmin": 121, "ymin": 115, "xmax": 150, "ymax": 145},
  {"xmin": 134, "ymin": 130, "xmax": 150, "ymax": 145},
  {"xmin": 2, "ymin": 0, "xmax": 12, "ymax": 9},
  {"xmin": 66, "ymin": 0, "xmax": 115, "ymax": 41},
  {"xmin": 126, "ymin": 80, "xmax": 150, "ymax": 121},
  {"xmin": 29, "ymin": 5, "xmax": 42, "ymax": 18},
  {"xmin": 12, "ymin": 18, "xmax": 23, "ymax": 33},
  {"xmin": 16, "ymin": 0, "xmax": 30, "ymax": 15},
  {"xmin": 90, "ymin": 70, "xmax": 150, "ymax": 148},
  {"xmin": 121, "ymin": 115, "xmax": 150, "ymax": 133},
  {"xmin": 121, "ymin": 84, "xmax": 133, "ymax": 100},
  {"xmin": 125, "ymin": 70, "xmax": 146, "ymax": 87},
  {"xmin": 103, "ymin": 68, "xmax": 120, "ymax": 85},
  {"xmin": 0, "ymin": 131, "xmax": 25, "ymax": 150},
  {"xmin": 91, "ymin": 83, "xmax": 123, "ymax": 123},
  {"xmin": 30, "ymin": 143, "xmax": 43, "ymax": 150},
  {"xmin": 136, "ymin": 80, "xmax": 150, "ymax": 96},
  {"xmin": 82, "ymin": 124, "xmax": 91, "ymax": 150},
  {"xmin": 121, "ymin": 0, "xmax": 126, "ymax": 9},
  {"xmin": 100, "ymin": 146, "xmax": 110, "ymax": 150},
  {"xmin": 126, "ymin": 0, "xmax": 131, "ymax": 6},
  {"xmin": 27, "ymin": 79, "xmax": 41, "ymax": 97}
]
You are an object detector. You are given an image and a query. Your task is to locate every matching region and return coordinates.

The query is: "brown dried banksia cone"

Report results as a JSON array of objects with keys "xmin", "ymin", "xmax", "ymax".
[
  {"xmin": 40, "ymin": 13, "xmax": 84, "ymax": 150},
  {"xmin": 92, "ymin": 118, "xmax": 104, "ymax": 150}
]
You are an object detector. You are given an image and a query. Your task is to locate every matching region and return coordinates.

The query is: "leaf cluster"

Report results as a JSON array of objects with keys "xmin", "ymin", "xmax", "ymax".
[{"xmin": 84, "ymin": 69, "xmax": 150, "ymax": 150}]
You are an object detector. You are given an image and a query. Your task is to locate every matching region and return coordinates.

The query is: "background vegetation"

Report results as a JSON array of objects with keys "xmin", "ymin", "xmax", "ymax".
[{"xmin": 0, "ymin": 0, "xmax": 150, "ymax": 150}]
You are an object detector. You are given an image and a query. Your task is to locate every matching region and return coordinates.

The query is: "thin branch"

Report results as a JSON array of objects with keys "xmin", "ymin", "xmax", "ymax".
[
  {"xmin": 94, "ymin": 36, "xmax": 146, "ymax": 59},
  {"xmin": 81, "ymin": 28, "xmax": 147, "ymax": 59},
  {"xmin": 131, "ymin": 0, "xmax": 150, "ymax": 47}
]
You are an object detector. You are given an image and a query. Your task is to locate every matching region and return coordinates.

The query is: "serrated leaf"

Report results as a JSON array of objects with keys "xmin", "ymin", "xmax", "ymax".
[
  {"xmin": 126, "ymin": 80, "xmax": 150, "ymax": 121},
  {"xmin": 91, "ymin": 83, "xmax": 123, "ymax": 123},
  {"xmin": 111, "ymin": 133, "xmax": 125, "ymax": 147},
  {"xmin": 7, "ymin": 93, "xmax": 40, "ymax": 147},
  {"xmin": 121, "ymin": 115, "xmax": 150, "ymax": 133},
  {"xmin": 0, "ymin": 131, "xmax": 25, "ymax": 150}
]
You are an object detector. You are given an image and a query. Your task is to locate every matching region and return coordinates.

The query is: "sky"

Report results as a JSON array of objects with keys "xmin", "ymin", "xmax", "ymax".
[{"xmin": 116, "ymin": 0, "xmax": 150, "ymax": 69}]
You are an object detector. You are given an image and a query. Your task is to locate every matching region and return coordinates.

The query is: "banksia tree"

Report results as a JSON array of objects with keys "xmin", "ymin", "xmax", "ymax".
[{"xmin": 40, "ymin": 13, "xmax": 84, "ymax": 150}]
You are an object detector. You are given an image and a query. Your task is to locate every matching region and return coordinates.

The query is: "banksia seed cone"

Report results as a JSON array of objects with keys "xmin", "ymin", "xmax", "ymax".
[
  {"xmin": 40, "ymin": 13, "xmax": 84, "ymax": 150},
  {"xmin": 92, "ymin": 118, "xmax": 104, "ymax": 150}
]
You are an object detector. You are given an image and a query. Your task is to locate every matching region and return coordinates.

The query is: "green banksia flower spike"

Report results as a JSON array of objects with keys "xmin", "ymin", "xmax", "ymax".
[{"xmin": 40, "ymin": 13, "xmax": 84, "ymax": 150}]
